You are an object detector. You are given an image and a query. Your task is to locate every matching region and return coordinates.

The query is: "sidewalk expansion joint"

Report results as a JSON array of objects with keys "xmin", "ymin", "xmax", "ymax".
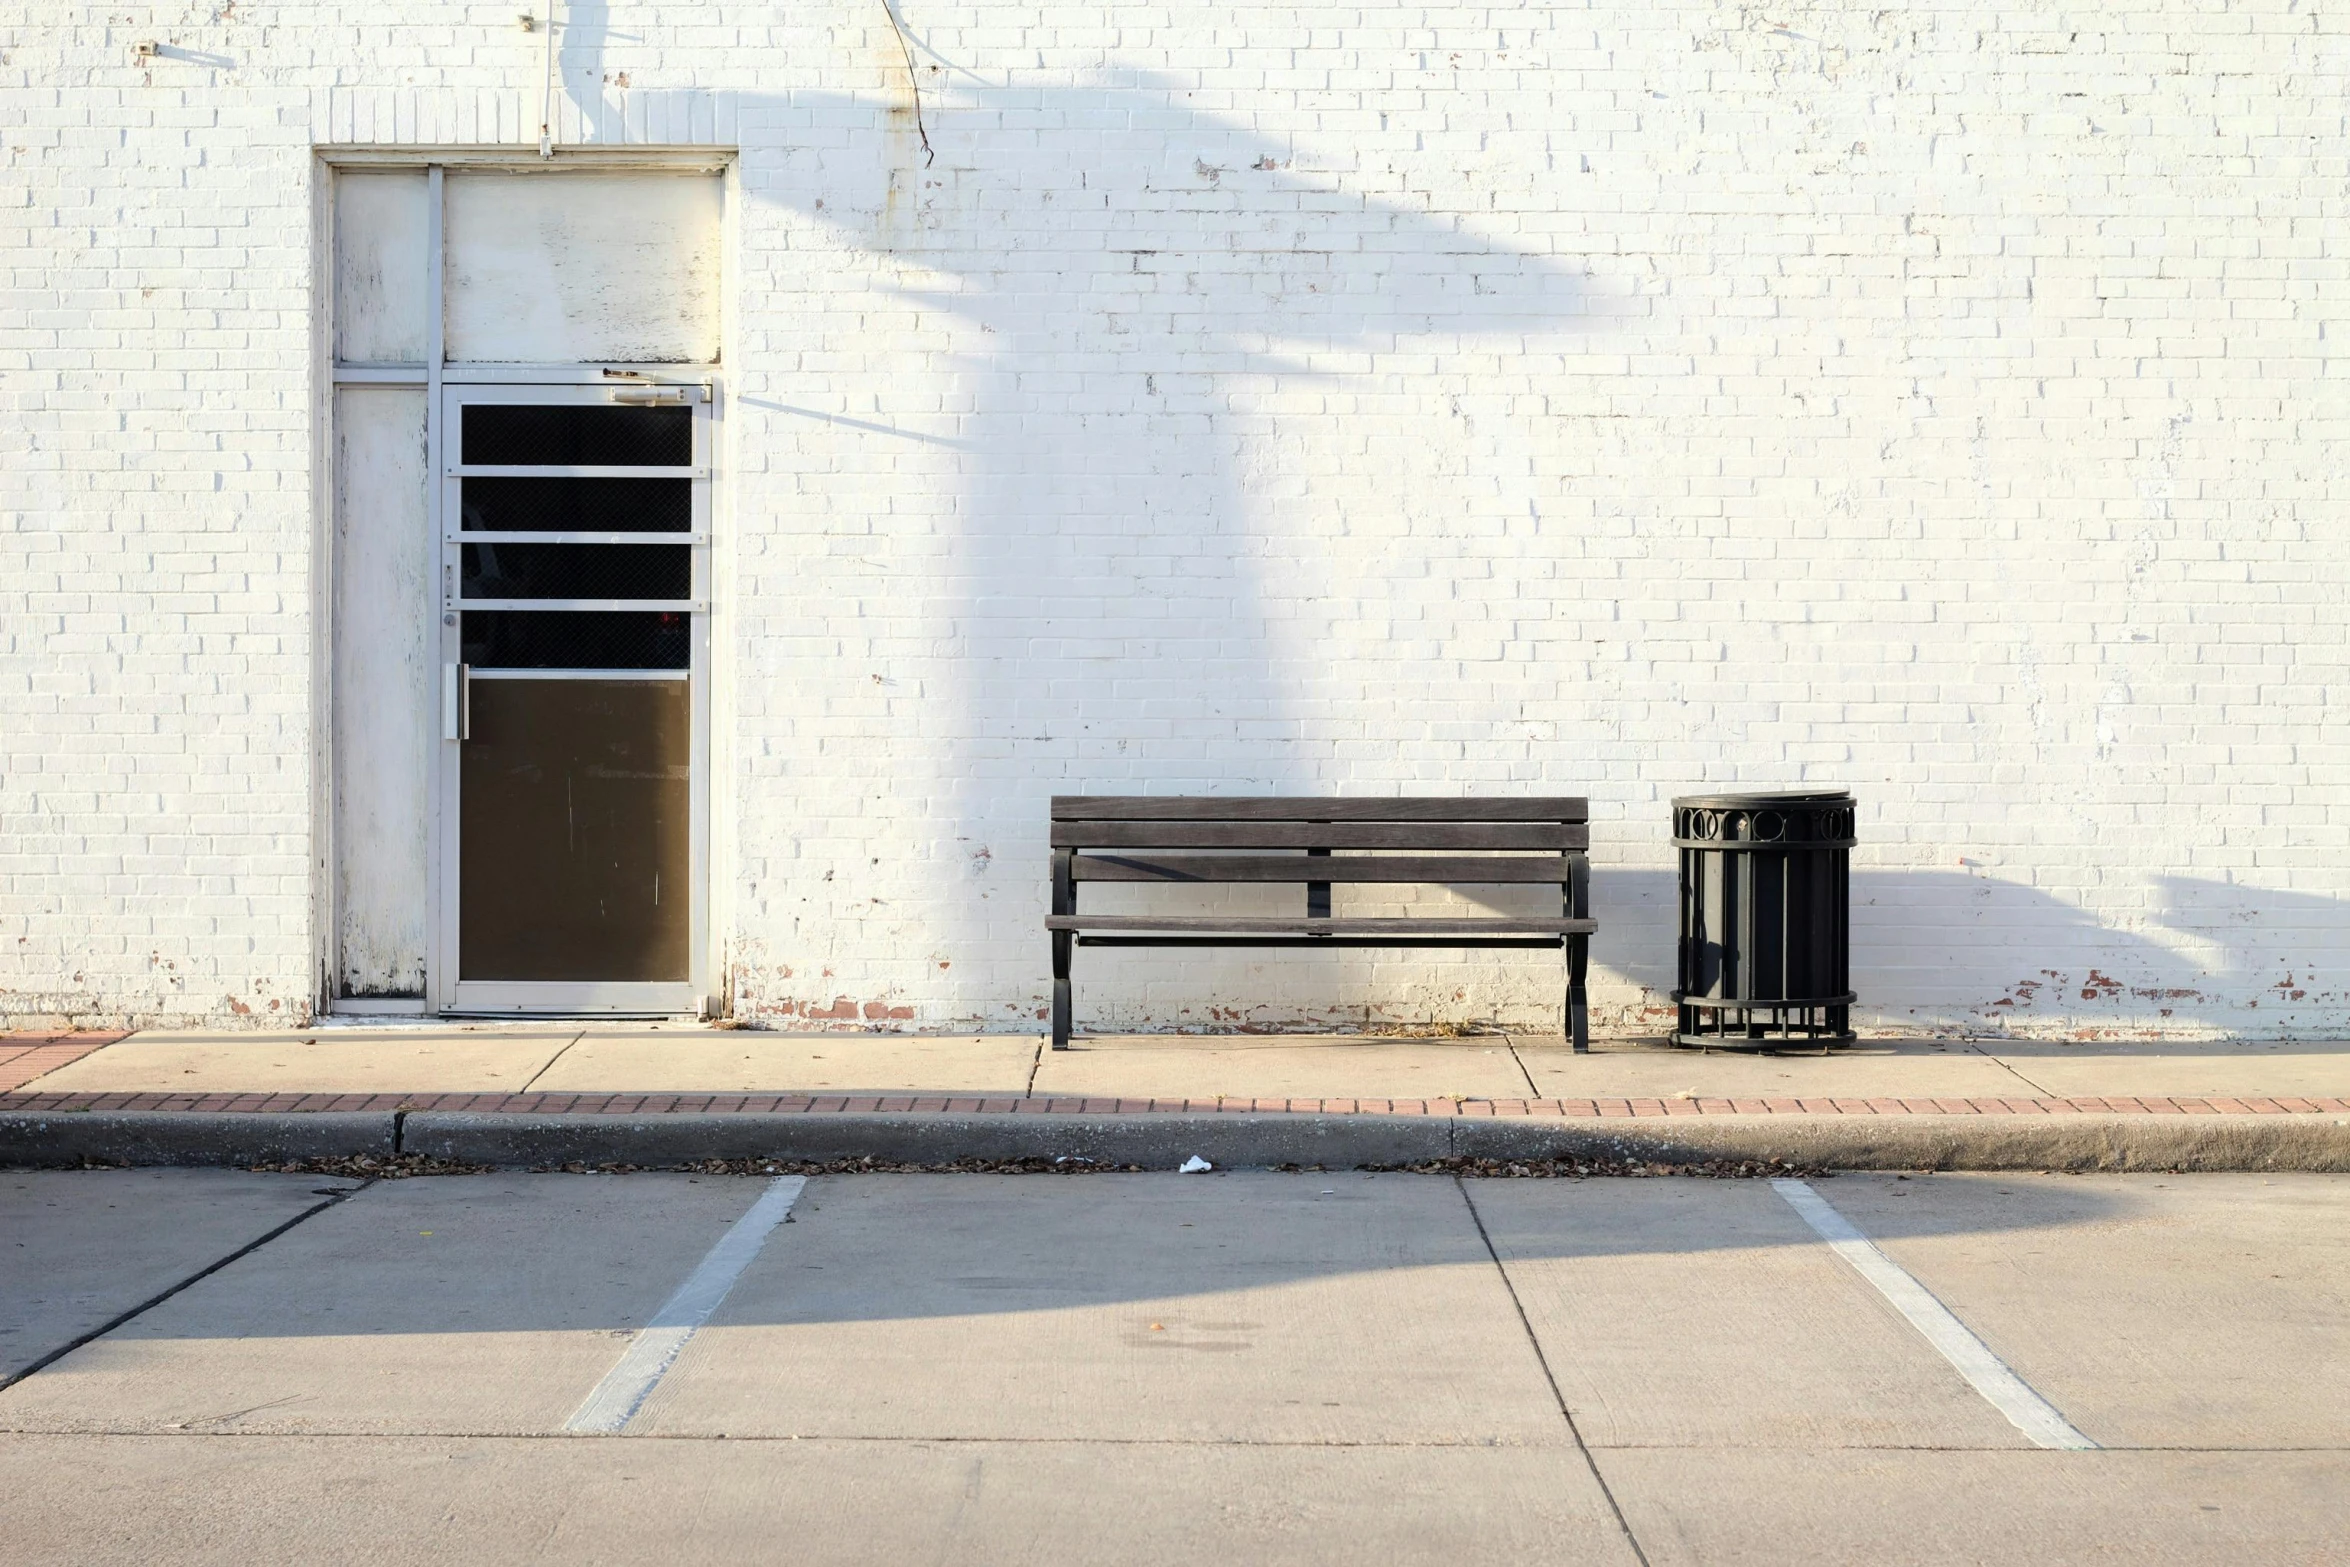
[{"xmin": 1455, "ymin": 1174, "xmax": 1653, "ymax": 1567}]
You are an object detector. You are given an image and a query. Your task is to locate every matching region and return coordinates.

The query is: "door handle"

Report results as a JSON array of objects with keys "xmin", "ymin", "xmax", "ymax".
[{"xmin": 444, "ymin": 663, "xmax": 472, "ymax": 741}]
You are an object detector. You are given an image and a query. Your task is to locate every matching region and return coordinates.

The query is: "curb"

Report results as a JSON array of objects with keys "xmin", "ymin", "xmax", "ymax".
[
  {"xmin": 403, "ymin": 1111, "xmax": 1455, "ymax": 1168},
  {"xmin": 0, "ymin": 1111, "xmax": 396, "ymax": 1168},
  {"xmin": 1452, "ymin": 1112, "xmax": 2350, "ymax": 1172},
  {"xmin": 4, "ymin": 1108, "xmax": 2345, "ymax": 1172}
]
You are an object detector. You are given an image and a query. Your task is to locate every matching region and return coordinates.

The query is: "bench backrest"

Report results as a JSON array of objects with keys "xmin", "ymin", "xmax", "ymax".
[{"xmin": 1050, "ymin": 797, "xmax": 1589, "ymax": 883}]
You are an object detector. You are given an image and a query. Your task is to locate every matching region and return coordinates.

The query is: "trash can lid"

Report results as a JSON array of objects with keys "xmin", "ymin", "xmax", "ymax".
[{"xmin": 1672, "ymin": 789, "xmax": 1853, "ymax": 809}]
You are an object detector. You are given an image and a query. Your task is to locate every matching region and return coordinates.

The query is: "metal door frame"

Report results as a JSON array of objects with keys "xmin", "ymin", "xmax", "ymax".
[{"xmin": 432, "ymin": 379, "xmax": 714, "ymax": 1015}]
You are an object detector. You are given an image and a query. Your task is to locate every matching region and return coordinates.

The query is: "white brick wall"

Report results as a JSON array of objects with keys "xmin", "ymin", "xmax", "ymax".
[{"xmin": 5, "ymin": 3, "xmax": 2347, "ymax": 1038}]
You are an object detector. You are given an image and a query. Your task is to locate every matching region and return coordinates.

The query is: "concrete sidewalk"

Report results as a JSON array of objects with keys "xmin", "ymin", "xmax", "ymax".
[
  {"xmin": 17, "ymin": 1026, "xmax": 2350, "ymax": 1101},
  {"xmin": 4, "ymin": 1027, "xmax": 2347, "ymax": 1172}
]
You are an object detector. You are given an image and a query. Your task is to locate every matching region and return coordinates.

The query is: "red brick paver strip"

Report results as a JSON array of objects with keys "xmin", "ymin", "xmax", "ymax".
[
  {"xmin": 4, "ymin": 1091, "xmax": 2344, "ymax": 1118},
  {"xmin": 0, "ymin": 1033, "xmax": 129, "ymax": 1093}
]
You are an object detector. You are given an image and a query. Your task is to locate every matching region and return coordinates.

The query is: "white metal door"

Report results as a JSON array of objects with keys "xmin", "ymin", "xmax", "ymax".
[{"xmin": 434, "ymin": 382, "xmax": 712, "ymax": 1014}]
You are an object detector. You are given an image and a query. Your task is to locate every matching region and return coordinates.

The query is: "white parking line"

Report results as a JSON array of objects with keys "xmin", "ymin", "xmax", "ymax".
[
  {"xmin": 565, "ymin": 1175, "xmax": 807, "ymax": 1435},
  {"xmin": 1771, "ymin": 1178, "xmax": 2098, "ymax": 1451}
]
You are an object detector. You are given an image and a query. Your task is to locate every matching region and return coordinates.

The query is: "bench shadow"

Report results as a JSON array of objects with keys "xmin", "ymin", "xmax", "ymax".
[{"xmin": 947, "ymin": 864, "xmax": 2350, "ymax": 1040}]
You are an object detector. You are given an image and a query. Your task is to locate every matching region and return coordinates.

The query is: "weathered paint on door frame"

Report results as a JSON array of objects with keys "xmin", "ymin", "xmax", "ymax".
[{"xmin": 322, "ymin": 153, "xmax": 728, "ymax": 1018}]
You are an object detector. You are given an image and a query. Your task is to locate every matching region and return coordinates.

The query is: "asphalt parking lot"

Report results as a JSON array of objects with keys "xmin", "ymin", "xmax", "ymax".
[{"xmin": 3, "ymin": 1165, "xmax": 2345, "ymax": 1564}]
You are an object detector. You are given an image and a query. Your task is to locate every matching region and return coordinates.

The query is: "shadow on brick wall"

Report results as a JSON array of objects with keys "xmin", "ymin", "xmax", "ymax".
[
  {"xmin": 710, "ymin": 69, "xmax": 1597, "ymax": 996},
  {"xmin": 1587, "ymin": 868, "xmax": 2350, "ymax": 1037},
  {"xmin": 552, "ymin": 20, "xmax": 2343, "ymax": 1037}
]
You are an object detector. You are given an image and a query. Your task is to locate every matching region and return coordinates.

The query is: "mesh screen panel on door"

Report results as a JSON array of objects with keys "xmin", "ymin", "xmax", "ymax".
[
  {"xmin": 461, "ymin": 404, "xmax": 692, "ymax": 466},
  {"xmin": 462, "ymin": 543, "xmax": 691, "ymax": 601},
  {"xmin": 460, "ymin": 477, "xmax": 692, "ymax": 533},
  {"xmin": 463, "ymin": 611, "xmax": 689, "ymax": 669},
  {"xmin": 460, "ymin": 679, "xmax": 691, "ymax": 982}
]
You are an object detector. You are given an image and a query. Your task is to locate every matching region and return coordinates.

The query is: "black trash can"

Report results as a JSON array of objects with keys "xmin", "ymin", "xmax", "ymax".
[{"xmin": 1671, "ymin": 791, "xmax": 1855, "ymax": 1049}]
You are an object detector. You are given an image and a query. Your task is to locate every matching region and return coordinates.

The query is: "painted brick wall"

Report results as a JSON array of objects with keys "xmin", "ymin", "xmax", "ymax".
[
  {"xmin": 4, "ymin": 3, "xmax": 2347, "ymax": 1038},
  {"xmin": 1, "ymin": 18, "xmax": 319, "ymax": 1027}
]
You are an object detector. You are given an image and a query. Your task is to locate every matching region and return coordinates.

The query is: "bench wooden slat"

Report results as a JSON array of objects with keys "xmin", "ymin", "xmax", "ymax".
[
  {"xmin": 1071, "ymin": 853, "xmax": 1579, "ymax": 884},
  {"xmin": 1052, "ymin": 796, "xmax": 1588, "ymax": 823},
  {"xmin": 1047, "ymin": 916, "xmax": 1597, "ymax": 934},
  {"xmin": 1047, "ymin": 793, "xmax": 1595, "ymax": 1055},
  {"xmin": 1051, "ymin": 821, "xmax": 1587, "ymax": 851}
]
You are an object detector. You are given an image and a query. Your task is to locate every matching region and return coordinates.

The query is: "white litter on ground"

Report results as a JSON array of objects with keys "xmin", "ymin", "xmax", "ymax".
[{"xmin": 1178, "ymin": 1156, "xmax": 1213, "ymax": 1174}]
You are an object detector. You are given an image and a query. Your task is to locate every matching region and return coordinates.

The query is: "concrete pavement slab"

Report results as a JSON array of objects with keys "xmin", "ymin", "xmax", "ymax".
[
  {"xmin": 0, "ymin": 1174, "xmax": 763, "ymax": 1436},
  {"xmin": 4, "ymin": 1171, "xmax": 2345, "ymax": 1562},
  {"xmin": 1983, "ymin": 1038, "xmax": 2350, "ymax": 1098},
  {"xmin": 1032, "ymin": 1033, "xmax": 1534, "ymax": 1100},
  {"xmin": 1467, "ymin": 1178, "xmax": 2030, "ymax": 1449},
  {"xmin": 21, "ymin": 1026, "xmax": 2350, "ymax": 1111},
  {"xmin": 27, "ymin": 1030, "xmax": 578, "ymax": 1095},
  {"xmin": 0, "ymin": 1432, "xmax": 1641, "ymax": 1567},
  {"xmin": 638, "ymin": 1172, "xmax": 1571, "ymax": 1444},
  {"xmin": 1512, "ymin": 1038, "xmax": 2037, "ymax": 1099},
  {"xmin": 1826, "ymin": 1172, "xmax": 2350, "ymax": 1448},
  {"xmin": 1598, "ymin": 1448, "xmax": 2350, "ymax": 1567},
  {"xmin": 534, "ymin": 1032, "xmax": 1040, "ymax": 1094},
  {"xmin": 0, "ymin": 1171, "xmax": 348, "ymax": 1382}
]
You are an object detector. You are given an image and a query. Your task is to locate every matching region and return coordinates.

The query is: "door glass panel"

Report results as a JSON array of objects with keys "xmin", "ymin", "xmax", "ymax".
[
  {"xmin": 462, "ymin": 611, "xmax": 690, "ymax": 670},
  {"xmin": 460, "ymin": 679, "xmax": 691, "ymax": 982},
  {"xmin": 459, "ymin": 476, "xmax": 692, "ymax": 532},
  {"xmin": 462, "ymin": 542, "xmax": 691, "ymax": 600},
  {"xmin": 461, "ymin": 404, "xmax": 692, "ymax": 466}
]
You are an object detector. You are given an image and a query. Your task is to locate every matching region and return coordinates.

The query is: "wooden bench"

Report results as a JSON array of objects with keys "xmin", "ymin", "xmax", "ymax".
[{"xmin": 1047, "ymin": 796, "xmax": 1596, "ymax": 1052}]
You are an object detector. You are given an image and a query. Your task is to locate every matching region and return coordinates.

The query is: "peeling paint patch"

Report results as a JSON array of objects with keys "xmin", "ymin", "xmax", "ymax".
[{"xmin": 2080, "ymin": 969, "xmax": 2123, "ymax": 1001}]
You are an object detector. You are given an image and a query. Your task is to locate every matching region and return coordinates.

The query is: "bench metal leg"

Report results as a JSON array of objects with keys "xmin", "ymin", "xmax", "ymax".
[
  {"xmin": 1051, "ymin": 929, "xmax": 1074, "ymax": 1051},
  {"xmin": 1051, "ymin": 846, "xmax": 1076, "ymax": 1050},
  {"xmin": 1566, "ymin": 934, "xmax": 1589, "ymax": 1054},
  {"xmin": 1565, "ymin": 853, "xmax": 1591, "ymax": 1053}
]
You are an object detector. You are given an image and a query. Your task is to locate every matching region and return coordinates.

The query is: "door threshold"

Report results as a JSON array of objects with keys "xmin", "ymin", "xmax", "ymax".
[
  {"xmin": 329, "ymin": 998, "xmax": 430, "ymax": 1017},
  {"xmin": 437, "ymin": 1010, "xmax": 707, "ymax": 1021},
  {"xmin": 447, "ymin": 980, "xmax": 701, "ymax": 1013}
]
